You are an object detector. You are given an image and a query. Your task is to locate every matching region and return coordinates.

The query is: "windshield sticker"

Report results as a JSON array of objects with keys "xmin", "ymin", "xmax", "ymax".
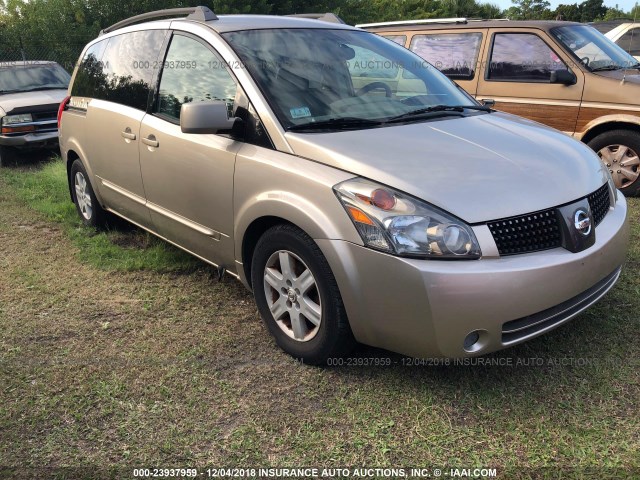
[{"xmin": 290, "ymin": 107, "xmax": 311, "ymax": 119}]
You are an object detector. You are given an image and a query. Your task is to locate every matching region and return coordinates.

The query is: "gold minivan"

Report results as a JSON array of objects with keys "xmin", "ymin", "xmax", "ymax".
[
  {"xmin": 358, "ymin": 19, "xmax": 640, "ymax": 196},
  {"xmin": 59, "ymin": 9, "xmax": 628, "ymax": 364}
]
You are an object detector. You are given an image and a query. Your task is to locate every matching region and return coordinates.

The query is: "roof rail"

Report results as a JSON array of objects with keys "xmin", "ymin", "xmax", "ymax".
[
  {"xmin": 356, "ymin": 18, "xmax": 467, "ymax": 28},
  {"xmin": 467, "ymin": 18, "xmax": 510, "ymax": 22},
  {"xmin": 100, "ymin": 6, "xmax": 217, "ymax": 35},
  {"xmin": 286, "ymin": 13, "xmax": 346, "ymax": 24}
]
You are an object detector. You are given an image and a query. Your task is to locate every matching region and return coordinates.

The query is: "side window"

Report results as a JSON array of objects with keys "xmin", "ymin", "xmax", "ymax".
[
  {"xmin": 488, "ymin": 33, "xmax": 567, "ymax": 82},
  {"xmin": 156, "ymin": 35, "xmax": 237, "ymax": 122},
  {"xmin": 410, "ymin": 33, "xmax": 483, "ymax": 80},
  {"xmin": 346, "ymin": 43, "xmax": 427, "ymax": 99},
  {"xmin": 100, "ymin": 30, "xmax": 167, "ymax": 110},
  {"xmin": 383, "ymin": 35, "xmax": 407, "ymax": 46},
  {"xmin": 616, "ymin": 29, "xmax": 640, "ymax": 57},
  {"xmin": 70, "ymin": 40, "xmax": 108, "ymax": 98}
]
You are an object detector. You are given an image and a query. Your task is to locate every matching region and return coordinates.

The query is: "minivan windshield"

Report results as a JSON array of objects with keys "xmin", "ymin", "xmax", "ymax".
[
  {"xmin": 551, "ymin": 25, "xmax": 639, "ymax": 71},
  {"xmin": 0, "ymin": 63, "xmax": 70, "ymax": 94},
  {"xmin": 222, "ymin": 29, "xmax": 479, "ymax": 130}
]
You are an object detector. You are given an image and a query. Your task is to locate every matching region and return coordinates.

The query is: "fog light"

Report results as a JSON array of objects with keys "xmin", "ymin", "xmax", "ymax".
[
  {"xmin": 463, "ymin": 330, "xmax": 490, "ymax": 353},
  {"xmin": 463, "ymin": 331, "xmax": 480, "ymax": 350}
]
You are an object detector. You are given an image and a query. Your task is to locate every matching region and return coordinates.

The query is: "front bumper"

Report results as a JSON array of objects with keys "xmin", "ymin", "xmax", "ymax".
[
  {"xmin": 317, "ymin": 193, "xmax": 629, "ymax": 358},
  {"xmin": 0, "ymin": 130, "xmax": 59, "ymax": 147}
]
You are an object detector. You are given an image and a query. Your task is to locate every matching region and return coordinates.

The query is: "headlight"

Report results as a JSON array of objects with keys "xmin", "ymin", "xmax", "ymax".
[
  {"xmin": 2, "ymin": 114, "xmax": 33, "ymax": 125},
  {"xmin": 334, "ymin": 178, "xmax": 481, "ymax": 259}
]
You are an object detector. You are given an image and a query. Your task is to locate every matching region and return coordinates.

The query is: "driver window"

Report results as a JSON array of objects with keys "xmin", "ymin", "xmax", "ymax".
[
  {"xmin": 156, "ymin": 35, "xmax": 237, "ymax": 122},
  {"xmin": 488, "ymin": 33, "xmax": 567, "ymax": 82}
]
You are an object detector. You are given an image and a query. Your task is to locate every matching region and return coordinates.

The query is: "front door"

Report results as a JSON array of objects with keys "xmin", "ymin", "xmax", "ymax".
[
  {"xmin": 139, "ymin": 33, "xmax": 241, "ymax": 268},
  {"xmin": 476, "ymin": 29, "xmax": 585, "ymax": 135}
]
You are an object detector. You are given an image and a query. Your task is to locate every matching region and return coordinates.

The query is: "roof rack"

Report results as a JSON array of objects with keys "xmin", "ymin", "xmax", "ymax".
[
  {"xmin": 356, "ymin": 18, "xmax": 468, "ymax": 28},
  {"xmin": 468, "ymin": 18, "xmax": 510, "ymax": 22},
  {"xmin": 100, "ymin": 6, "xmax": 217, "ymax": 35},
  {"xmin": 286, "ymin": 13, "xmax": 346, "ymax": 24}
]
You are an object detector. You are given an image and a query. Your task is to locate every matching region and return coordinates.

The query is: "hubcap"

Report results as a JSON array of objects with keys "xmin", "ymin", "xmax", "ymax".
[
  {"xmin": 263, "ymin": 250, "xmax": 322, "ymax": 342},
  {"xmin": 74, "ymin": 172, "xmax": 93, "ymax": 220},
  {"xmin": 598, "ymin": 144, "xmax": 640, "ymax": 190}
]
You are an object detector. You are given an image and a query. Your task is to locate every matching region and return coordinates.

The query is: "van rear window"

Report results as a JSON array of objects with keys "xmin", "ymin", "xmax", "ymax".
[{"xmin": 409, "ymin": 33, "xmax": 482, "ymax": 80}]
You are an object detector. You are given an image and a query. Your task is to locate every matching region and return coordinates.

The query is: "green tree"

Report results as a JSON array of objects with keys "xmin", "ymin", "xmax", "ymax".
[
  {"xmin": 579, "ymin": 0, "xmax": 607, "ymax": 21},
  {"xmin": 507, "ymin": 0, "xmax": 551, "ymax": 19},
  {"xmin": 554, "ymin": 3, "xmax": 581, "ymax": 21},
  {"xmin": 476, "ymin": 2, "xmax": 502, "ymax": 18},
  {"xmin": 601, "ymin": 6, "xmax": 628, "ymax": 20}
]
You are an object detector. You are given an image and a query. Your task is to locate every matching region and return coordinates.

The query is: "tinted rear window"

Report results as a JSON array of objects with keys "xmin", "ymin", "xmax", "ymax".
[{"xmin": 71, "ymin": 30, "xmax": 167, "ymax": 110}]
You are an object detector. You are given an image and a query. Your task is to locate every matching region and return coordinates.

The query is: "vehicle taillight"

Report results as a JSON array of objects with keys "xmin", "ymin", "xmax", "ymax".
[{"xmin": 57, "ymin": 96, "xmax": 71, "ymax": 129}]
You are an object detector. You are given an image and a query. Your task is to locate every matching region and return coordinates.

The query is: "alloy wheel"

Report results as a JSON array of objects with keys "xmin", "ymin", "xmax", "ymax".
[
  {"xmin": 263, "ymin": 250, "xmax": 322, "ymax": 342},
  {"xmin": 598, "ymin": 144, "xmax": 640, "ymax": 189}
]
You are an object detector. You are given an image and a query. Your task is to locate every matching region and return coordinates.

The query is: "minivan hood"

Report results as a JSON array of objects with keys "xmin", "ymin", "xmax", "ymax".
[
  {"xmin": 285, "ymin": 112, "xmax": 608, "ymax": 223},
  {"xmin": 0, "ymin": 89, "xmax": 68, "ymax": 114}
]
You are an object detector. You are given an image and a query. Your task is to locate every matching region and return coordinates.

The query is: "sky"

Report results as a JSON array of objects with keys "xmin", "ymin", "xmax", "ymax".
[{"xmin": 490, "ymin": 0, "xmax": 639, "ymax": 13}]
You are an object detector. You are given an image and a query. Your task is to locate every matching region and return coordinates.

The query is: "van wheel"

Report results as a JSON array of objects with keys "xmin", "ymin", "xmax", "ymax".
[
  {"xmin": 251, "ymin": 224, "xmax": 355, "ymax": 365},
  {"xmin": 0, "ymin": 146, "xmax": 16, "ymax": 167},
  {"xmin": 588, "ymin": 130, "xmax": 640, "ymax": 196},
  {"xmin": 70, "ymin": 159, "xmax": 107, "ymax": 227}
]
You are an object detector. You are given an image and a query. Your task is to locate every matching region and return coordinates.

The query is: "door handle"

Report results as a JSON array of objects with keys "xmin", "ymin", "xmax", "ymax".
[
  {"xmin": 142, "ymin": 135, "xmax": 159, "ymax": 148},
  {"xmin": 121, "ymin": 128, "xmax": 136, "ymax": 140}
]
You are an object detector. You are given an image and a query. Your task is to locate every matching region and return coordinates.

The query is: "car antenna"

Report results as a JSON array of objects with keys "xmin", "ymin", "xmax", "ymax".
[{"xmin": 622, "ymin": 1, "xmax": 638, "ymax": 85}]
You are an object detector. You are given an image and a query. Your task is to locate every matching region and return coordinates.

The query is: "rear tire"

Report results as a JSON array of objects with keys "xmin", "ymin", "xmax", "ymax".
[
  {"xmin": 251, "ymin": 224, "xmax": 355, "ymax": 365},
  {"xmin": 70, "ymin": 159, "xmax": 107, "ymax": 228},
  {"xmin": 588, "ymin": 129, "xmax": 640, "ymax": 197}
]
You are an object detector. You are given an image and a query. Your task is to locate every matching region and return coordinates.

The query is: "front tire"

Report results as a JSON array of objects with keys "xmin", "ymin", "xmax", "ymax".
[
  {"xmin": 588, "ymin": 129, "xmax": 640, "ymax": 197},
  {"xmin": 251, "ymin": 224, "xmax": 355, "ymax": 365},
  {"xmin": 70, "ymin": 159, "xmax": 107, "ymax": 227}
]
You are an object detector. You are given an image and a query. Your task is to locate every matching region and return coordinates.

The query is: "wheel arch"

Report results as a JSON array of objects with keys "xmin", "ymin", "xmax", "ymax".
[
  {"xmin": 235, "ymin": 195, "xmax": 361, "ymax": 290},
  {"xmin": 240, "ymin": 215, "xmax": 296, "ymax": 289},
  {"xmin": 579, "ymin": 117, "xmax": 640, "ymax": 145},
  {"xmin": 63, "ymin": 144, "xmax": 105, "ymax": 207},
  {"xmin": 65, "ymin": 149, "xmax": 81, "ymax": 201}
]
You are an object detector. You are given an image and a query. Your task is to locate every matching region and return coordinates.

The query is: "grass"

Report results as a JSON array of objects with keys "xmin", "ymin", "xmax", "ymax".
[
  {"xmin": 0, "ymin": 156, "xmax": 199, "ymax": 272},
  {"xmin": 1, "ymin": 155, "xmax": 639, "ymax": 479}
]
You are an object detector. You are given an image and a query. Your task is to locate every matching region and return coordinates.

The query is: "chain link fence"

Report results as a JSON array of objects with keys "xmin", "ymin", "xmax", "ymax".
[{"xmin": 1, "ymin": 44, "xmax": 87, "ymax": 73}]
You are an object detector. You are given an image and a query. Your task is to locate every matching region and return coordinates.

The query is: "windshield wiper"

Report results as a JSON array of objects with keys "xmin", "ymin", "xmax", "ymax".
[
  {"xmin": 385, "ymin": 104, "xmax": 491, "ymax": 123},
  {"xmin": 0, "ymin": 86, "xmax": 67, "ymax": 95},
  {"xmin": 19, "ymin": 86, "xmax": 68, "ymax": 92},
  {"xmin": 287, "ymin": 117, "xmax": 382, "ymax": 132},
  {"xmin": 590, "ymin": 65, "xmax": 623, "ymax": 72}
]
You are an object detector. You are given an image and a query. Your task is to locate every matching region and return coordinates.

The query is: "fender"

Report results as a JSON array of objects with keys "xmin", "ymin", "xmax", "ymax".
[
  {"xmin": 232, "ymin": 147, "xmax": 363, "ymax": 288},
  {"xmin": 575, "ymin": 112, "xmax": 640, "ymax": 141},
  {"xmin": 60, "ymin": 129, "xmax": 106, "ymax": 207}
]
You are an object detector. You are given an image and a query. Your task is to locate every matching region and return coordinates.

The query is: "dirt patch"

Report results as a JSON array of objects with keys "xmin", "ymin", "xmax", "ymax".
[{"xmin": 1, "ymin": 171, "xmax": 640, "ymax": 474}]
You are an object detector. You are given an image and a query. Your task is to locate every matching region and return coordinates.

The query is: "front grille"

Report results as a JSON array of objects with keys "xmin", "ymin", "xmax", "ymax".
[
  {"xmin": 501, "ymin": 267, "xmax": 621, "ymax": 344},
  {"xmin": 488, "ymin": 184, "xmax": 612, "ymax": 256},
  {"xmin": 587, "ymin": 183, "xmax": 611, "ymax": 227},
  {"xmin": 487, "ymin": 209, "xmax": 561, "ymax": 256},
  {"xmin": 32, "ymin": 110, "xmax": 57, "ymax": 121}
]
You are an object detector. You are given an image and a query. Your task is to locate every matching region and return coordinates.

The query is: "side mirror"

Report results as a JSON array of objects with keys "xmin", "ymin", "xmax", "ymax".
[
  {"xmin": 180, "ymin": 100, "xmax": 239, "ymax": 134},
  {"xmin": 481, "ymin": 98, "xmax": 496, "ymax": 107},
  {"xmin": 550, "ymin": 69, "xmax": 577, "ymax": 85}
]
